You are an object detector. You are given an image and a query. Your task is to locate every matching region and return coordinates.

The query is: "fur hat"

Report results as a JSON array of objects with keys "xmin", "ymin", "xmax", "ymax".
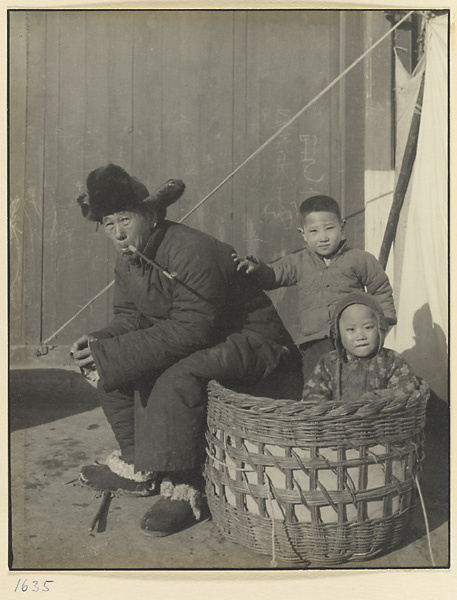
[{"xmin": 77, "ymin": 164, "xmax": 185, "ymax": 223}]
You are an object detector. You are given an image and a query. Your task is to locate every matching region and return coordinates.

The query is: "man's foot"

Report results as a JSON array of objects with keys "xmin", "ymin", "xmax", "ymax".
[
  {"xmin": 79, "ymin": 451, "xmax": 157, "ymax": 497},
  {"xmin": 140, "ymin": 479, "xmax": 204, "ymax": 536}
]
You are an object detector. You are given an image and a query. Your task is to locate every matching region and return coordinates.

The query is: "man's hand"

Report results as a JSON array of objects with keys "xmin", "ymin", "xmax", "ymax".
[
  {"xmin": 70, "ymin": 334, "xmax": 97, "ymax": 368},
  {"xmin": 232, "ymin": 253, "xmax": 260, "ymax": 274},
  {"xmin": 81, "ymin": 365, "xmax": 100, "ymax": 389}
]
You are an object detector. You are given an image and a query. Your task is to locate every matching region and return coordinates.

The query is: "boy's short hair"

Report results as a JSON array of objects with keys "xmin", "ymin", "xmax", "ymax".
[{"xmin": 299, "ymin": 195, "xmax": 342, "ymax": 222}]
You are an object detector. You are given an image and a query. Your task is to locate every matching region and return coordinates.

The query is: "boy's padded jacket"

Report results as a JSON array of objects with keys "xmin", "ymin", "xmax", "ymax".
[
  {"xmin": 88, "ymin": 220, "xmax": 292, "ymax": 392},
  {"xmin": 252, "ymin": 241, "xmax": 397, "ymax": 345}
]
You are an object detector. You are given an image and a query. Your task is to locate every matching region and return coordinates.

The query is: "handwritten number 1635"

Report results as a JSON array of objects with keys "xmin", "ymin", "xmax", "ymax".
[{"xmin": 14, "ymin": 579, "xmax": 53, "ymax": 592}]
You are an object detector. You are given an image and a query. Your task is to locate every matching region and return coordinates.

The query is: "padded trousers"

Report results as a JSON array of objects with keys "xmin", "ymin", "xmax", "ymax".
[{"xmin": 97, "ymin": 332, "xmax": 290, "ymax": 474}]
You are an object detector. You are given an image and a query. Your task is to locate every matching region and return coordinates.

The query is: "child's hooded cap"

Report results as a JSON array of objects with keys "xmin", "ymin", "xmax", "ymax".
[
  {"xmin": 76, "ymin": 164, "xmax": 185, "ymax": 223},
  {"xmin": 331, "ymin": 291, "xmax": 388, "ymax": 360}
]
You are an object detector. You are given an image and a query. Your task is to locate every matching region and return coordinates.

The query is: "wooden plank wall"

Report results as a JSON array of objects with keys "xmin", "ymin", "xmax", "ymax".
[
  {"xmin": 9, "ymin": 11, "xmax": 27, "ymax": 348},
  {"xmin": 9, "ymin": 10, "xmax": 372, "ymax": 353},
  {"xmin": 242, "ymin": 11, "xmax": 341, "ymax": 330}
]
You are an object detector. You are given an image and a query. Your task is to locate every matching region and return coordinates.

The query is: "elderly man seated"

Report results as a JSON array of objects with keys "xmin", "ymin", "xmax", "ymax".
[{"xmin": 71, "ymin": 164, "xmax": 293, "ymax": 537}]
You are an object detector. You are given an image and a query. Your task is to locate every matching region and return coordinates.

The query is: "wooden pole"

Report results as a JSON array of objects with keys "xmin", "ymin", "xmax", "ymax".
[{"xmin": 378, "ymin": 71, "xmax": 425, "ymax": 270}]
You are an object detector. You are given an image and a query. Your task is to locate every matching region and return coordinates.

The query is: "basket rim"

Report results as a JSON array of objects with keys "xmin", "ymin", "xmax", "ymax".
[{"xmin": 208, "ymin": 379, "xmax": 430, "ymax": 423}]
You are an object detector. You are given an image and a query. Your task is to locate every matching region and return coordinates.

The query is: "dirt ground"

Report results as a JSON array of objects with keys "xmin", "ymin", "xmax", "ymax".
[{"xmin": 9, "ymin": 368, "xmax": 449, "ymax": 571}]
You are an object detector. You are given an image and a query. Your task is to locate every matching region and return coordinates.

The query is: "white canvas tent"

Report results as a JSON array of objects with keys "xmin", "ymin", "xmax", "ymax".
[{"xmin": 366, "ymin": 14, "xmax": 448, "ymax": 401}]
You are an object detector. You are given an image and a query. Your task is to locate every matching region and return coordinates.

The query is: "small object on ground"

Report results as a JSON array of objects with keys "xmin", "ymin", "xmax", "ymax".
[{"xmin": 89, "ymin": 491, "xmax": 112, "ymax": 533}]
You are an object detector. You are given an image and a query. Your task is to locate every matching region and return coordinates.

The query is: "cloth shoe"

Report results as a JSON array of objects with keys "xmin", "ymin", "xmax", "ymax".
[
  {"xmin": 140, "ymin": 478, "xmax": 206, "ymax": 537},
  {"xmin": 79, "ymin": 450, "xmax": 157, "ymax": 497}
]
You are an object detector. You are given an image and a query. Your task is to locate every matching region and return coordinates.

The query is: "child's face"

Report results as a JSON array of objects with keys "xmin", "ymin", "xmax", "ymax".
[
  {"xmin": 299, "ymin": 211, "xmax": 344, "ymax": 257},
  {"xmin": 339, "ymin": 304, "xmax": 380, "ymax": 358}
]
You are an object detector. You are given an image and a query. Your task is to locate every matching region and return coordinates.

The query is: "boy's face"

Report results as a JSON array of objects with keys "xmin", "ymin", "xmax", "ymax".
[
  {"xmin": 299, "ymin": 211, "xmax": 344, "ymax": 257},
  {"xmin": 339, "ymin": 304, "xmax": 380, "ymax": 358}
]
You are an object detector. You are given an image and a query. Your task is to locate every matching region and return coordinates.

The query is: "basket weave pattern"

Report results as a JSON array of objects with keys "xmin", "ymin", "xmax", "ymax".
[{"xmin": 205, "ymin": 380, "xmax": 429, "ymax": 566}]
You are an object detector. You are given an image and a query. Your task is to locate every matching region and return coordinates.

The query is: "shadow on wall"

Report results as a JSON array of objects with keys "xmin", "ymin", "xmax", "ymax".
[
  {"xmin": 401, "ymin": 303, "xmax": 448, "ymax": 403},
  {"xmin": 398, "ymin": 304, "xmax": 449, "ymax": 542},
  {"xmin": 9, "ymin": 369, "xmax": 100, "ymax": 432}
]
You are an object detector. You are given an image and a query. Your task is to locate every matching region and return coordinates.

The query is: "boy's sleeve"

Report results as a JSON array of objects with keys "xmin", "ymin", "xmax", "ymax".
[
  {"xmin": 302, "ymin": 357, "xmax": 333, "ymax": 401},
  {"xmin": 252, "ymin": 254, "xmax": 299, "ymax": 290},
  {"xmin": 386, "ymin": 351, "xmax": 423, "ymax": 394},
  {"xmin": 356, "ymin": 251, "xmax": 397, "ymax": 325}
]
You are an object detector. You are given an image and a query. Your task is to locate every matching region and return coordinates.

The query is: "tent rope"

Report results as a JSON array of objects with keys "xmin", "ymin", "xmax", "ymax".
[
  {"xmin": 415, "ymin": 475, "xmax": 436, "ymax": 567},
  {"xmin": 42, "ymin": 10, "xmax": 414, "ymax": 347}
]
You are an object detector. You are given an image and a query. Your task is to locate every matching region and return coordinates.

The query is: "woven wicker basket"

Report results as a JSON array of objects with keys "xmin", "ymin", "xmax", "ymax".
[{"xmin": 205, "ymin": 380, "xmax": 429, "ymax": 566}]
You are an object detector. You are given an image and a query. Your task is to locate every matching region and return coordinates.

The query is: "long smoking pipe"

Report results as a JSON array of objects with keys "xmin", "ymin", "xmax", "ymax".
[
  {"xmin": 129, "ymin": 245, "xmax": 211, "ymax": 303},
  {"xmin": 128, "ymin": 245, "xmax": 177, "ymax": 280}
]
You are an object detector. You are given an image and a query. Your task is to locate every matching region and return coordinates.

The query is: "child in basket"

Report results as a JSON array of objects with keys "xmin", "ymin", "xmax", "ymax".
[
  {"xmin": 233, "ymin": 195, "xmax": 397, "ymax": 379},
  {"xmin": 301, "ymin": 291, "xmax": 425, "ymax": 403}
]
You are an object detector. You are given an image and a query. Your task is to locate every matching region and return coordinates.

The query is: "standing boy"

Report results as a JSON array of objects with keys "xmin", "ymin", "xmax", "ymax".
[{"xmin": 234, "ymin": 195, "xmax": 397, "ymax": 379}]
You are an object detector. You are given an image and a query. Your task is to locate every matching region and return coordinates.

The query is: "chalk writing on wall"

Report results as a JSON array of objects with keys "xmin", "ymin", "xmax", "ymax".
[
  {"xmin": 262, "ymin": 108, "xmax": 299, "ymax": 230},
  {"xmin": 10, "ymin": 195, "xmax": 23, "ymax": 290},
  {"xmin": 299, "ymin": 134, "xmax": 324, "ymax": 183}
]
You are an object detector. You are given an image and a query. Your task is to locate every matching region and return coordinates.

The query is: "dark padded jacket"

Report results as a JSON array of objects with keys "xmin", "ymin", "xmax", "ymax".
[{"xmin": 89, "ymin": 220, "xmax": 292, "ymax": 392}]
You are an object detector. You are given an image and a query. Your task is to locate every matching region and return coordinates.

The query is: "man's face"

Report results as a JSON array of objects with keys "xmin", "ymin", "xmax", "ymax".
[
  {"xmin": 300, "ymin": 211, "xmax": 344, "ymax": 257},
  {"xmin": 339, "ymin": 304, "xmax": 380, "ymax": 358},
  {"xmin": 102, "ymin": 209, "xmax": 154, "ymax": 260}
]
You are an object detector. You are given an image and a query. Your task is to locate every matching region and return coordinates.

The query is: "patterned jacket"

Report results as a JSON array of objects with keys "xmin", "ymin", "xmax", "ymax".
[{"xmin": 302, "ymin": 348, "xmax": 423, "ymax": 404}]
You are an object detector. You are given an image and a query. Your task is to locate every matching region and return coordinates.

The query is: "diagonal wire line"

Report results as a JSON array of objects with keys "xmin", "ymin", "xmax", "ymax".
[
  {"xmin": 42, "ymin": 10, "xmax": 414, "ymax": 346},
  {"xmin": 179, "ymin": 10, "xmax": 413, "ymax": 223}
]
